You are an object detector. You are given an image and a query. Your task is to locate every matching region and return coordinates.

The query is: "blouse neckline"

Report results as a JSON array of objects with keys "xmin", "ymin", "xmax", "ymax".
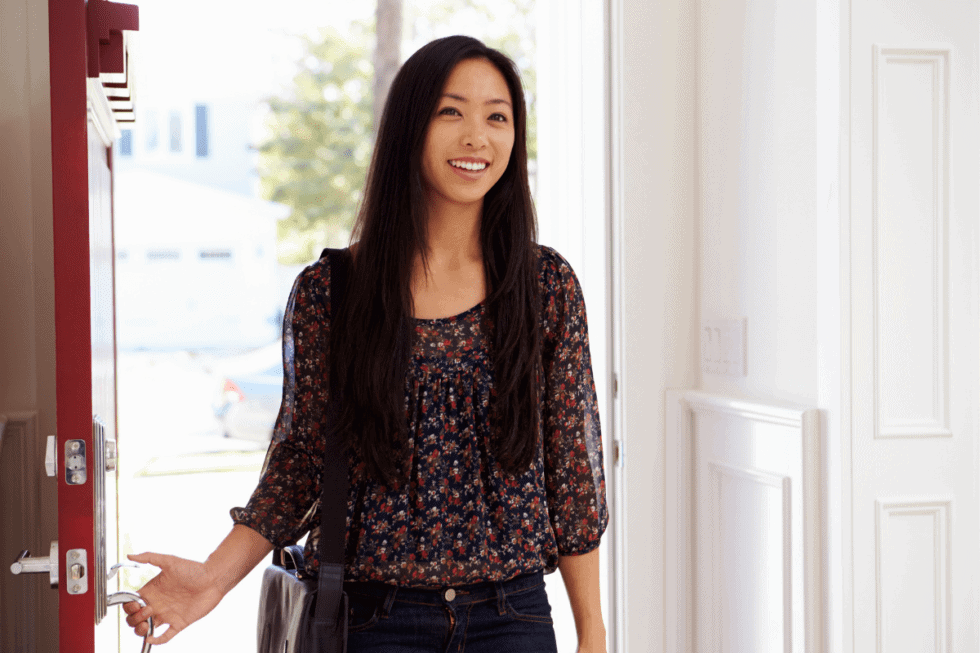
[{"xmin": 412, "ymin": 300, "xmax": 485, "ymax": 324}]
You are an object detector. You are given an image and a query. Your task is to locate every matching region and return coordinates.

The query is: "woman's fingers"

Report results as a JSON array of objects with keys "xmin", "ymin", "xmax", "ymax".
[
  {"xmin": 147, "ymin": 624, "xmax": 180, "ymax": 646},
  {"xmin": 120, "ymin": 561, "xmax": 159, "ymax": 636},
  {"xmin": 125, "ymin": 605, "xmax": 153, "ymax": 628},
  {"xmin": 119, "ymin": 551, "xmax": 217, "ymax": 645},
  {"xmin": 127, "ymin": 551, "xmax": 169, "ymax": 569}
]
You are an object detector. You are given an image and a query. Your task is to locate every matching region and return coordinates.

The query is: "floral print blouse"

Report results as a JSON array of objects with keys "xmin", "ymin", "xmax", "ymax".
[{"xmin": 231, "ymin": 244, "xmax": 608, "ymax": 587}]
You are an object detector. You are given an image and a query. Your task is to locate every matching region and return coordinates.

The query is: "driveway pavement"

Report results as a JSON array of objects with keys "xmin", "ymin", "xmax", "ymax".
[{"xmin": 114, "ymin": 350, "xmax": 269, "ymax": 653}]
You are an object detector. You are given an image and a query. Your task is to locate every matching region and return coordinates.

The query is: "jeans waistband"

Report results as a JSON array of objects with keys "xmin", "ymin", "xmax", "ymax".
[{"xmin": 342, "ymin": 569, "xmax": 545, "ymax": 608}]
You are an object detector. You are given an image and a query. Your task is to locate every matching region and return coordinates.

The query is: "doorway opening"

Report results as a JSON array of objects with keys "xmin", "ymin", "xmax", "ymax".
[{"xmin": 111, "ymin": 2, "xmax": 609, "ymax": 651}]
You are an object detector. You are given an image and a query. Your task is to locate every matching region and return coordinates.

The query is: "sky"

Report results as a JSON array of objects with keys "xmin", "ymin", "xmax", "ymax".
[
  {"xmin": 132, "ymin": 0, "xmax": 533, "ymax": 103},
  {"xmin": 133, "ymin": 0, "xmax": 373, "ymax": 102}
]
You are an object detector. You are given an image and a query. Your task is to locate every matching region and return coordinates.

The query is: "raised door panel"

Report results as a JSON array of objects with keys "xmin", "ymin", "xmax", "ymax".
[
  {"xmin": 683, "ymin": 393, "xmax": 820, "ymax": 653},
  {"xmin": 848, "ymin": 1, "xmax": 979, "ymax": 651}
]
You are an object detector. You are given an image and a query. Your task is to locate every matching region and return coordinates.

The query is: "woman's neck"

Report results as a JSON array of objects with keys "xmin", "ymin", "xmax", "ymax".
[
  {"xmin": 410, "ymin": 199, "xmax": 486, "ymax": 319},
  {"xmin": 423, "ymin": 200, "xmax": 482, "ymax": 266}
]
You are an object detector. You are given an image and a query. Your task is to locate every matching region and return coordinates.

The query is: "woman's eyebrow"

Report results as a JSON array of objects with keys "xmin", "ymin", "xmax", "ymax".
[{"xmin": 441, "ymin": 93, "xmax": 512, "ymax": 108}]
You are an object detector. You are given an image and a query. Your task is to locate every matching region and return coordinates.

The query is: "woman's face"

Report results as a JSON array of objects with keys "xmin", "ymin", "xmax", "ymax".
[{"xmin": 420, "ymin": 58, "xmax": 516, "ymax": 213}]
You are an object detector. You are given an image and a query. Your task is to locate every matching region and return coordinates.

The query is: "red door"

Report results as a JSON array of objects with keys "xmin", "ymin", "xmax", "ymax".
[{"xmin": 49, "ymin": 1, "xmax": 138, "ymax": 651}]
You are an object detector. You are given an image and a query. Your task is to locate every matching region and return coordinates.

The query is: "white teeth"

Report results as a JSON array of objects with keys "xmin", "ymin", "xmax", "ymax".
[{"xmin": 450, "ymin": 160, "xmax": 487, "ymax": 171}]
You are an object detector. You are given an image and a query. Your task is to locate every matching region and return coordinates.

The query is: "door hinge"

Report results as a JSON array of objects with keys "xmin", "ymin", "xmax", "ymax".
[
  {"xmin": 613, "ymin": 373, "xmax": 619, "ymax": 398},
  {"xmin": 613, "ymin": 439, "xmax": 623, "ymax": 467}
]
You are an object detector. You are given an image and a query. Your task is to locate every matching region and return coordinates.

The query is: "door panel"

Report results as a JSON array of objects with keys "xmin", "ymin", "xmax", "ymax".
[
  {"xmin": 50, "ymin": 1, "xmax": 138, "ymax": 650},
  {"xmin": 52, "ymin": 5, "xmax": 101, "ymax": 645},
  {"xmin": 54, "ymin": 81, "xmax": 121, "ymax": 653},
  {"xmin": 849, "ymin": 1, "xmax": 979, "ymax": 650}
]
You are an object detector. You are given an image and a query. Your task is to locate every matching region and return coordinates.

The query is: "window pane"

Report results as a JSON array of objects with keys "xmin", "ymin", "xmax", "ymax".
[
  {"xmin": 169, "ymin": 111, "xmax": 182, "ymax": 152},
  {"xmin": 195, "ymin": 104, "xmax": 209, "ymax": 157},
  {"xmin": 118, "ymin": 129, "xmax": 133, "ymax": 156},
  {"xmin": 145, "ymin": 109, "xmax": 158, "ymax": 151}
]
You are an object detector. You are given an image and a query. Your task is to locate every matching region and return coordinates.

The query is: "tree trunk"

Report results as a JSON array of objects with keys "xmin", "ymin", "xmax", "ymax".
[{"xmin": 373, "ymin": 0, "xmax": 402, "ymax": 135}]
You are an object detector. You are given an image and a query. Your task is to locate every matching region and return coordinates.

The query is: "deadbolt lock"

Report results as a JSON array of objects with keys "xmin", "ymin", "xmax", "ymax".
[{"xmin": 65, "ymin": 439, "xmax": 87, "ymax": 485}]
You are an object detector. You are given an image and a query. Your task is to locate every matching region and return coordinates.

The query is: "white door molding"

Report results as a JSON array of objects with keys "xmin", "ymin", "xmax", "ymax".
[
  {"xmin": 667, "ymin": 390, "xmax": 821, "ymax": 653},
  {"xmin": 606, "ymin": 0, "xmax": 628, "ymax": 650},
  {"xmin": 535, "ymin": 0, "xmax": 617, "ymax": 650},
  {"xmin": 609, "ymin": 0, "xmax": 700, "ymax": 650}
]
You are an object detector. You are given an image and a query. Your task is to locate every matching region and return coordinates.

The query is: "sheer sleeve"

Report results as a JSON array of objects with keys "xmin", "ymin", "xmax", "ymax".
[
  {"xmin": 539, "ymin": 246, "xmax": 609, "ymax": 556},
  {"xmin": 229, "ymin": 260, "xmax": 330, "ymax": 548}
]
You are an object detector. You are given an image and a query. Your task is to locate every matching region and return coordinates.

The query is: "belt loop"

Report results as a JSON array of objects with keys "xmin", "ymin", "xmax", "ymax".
[
  {"xmin": 495, "ymin": 580, "xmax": 507, "ymax": 616},
  {"xmin": 381, "ymin": 586, "xmax": 398, "ymax": 618}
]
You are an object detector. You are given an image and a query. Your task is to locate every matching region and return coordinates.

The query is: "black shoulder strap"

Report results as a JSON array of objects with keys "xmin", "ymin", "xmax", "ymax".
[
  {"xmin": 315, "ymin": 247, "xmax": 352, "ymax": 636},
  {"xmin": 321, "ymin": 246, "xmax": 350, "ymax": 565}
]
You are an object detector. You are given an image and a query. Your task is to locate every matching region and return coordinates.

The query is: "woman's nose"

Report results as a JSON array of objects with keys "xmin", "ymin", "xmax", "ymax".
[{"xmin": 461, "ymin": 119, "xmax": 488, "ymax": 147}]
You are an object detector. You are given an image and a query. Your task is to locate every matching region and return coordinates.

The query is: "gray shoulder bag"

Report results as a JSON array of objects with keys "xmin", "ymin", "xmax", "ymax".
[{"xmin": 257, "ymin": 247, "xmax": 352, "ymax": 653}]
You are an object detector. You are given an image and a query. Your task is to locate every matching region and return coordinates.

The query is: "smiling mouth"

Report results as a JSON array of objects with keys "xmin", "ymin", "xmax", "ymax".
[{"xmin": 449, "ymin": 160, "xmax": 488, "ymax": 171}]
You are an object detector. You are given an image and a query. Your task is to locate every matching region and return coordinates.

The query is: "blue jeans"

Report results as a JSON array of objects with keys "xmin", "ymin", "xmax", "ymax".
[{"xmin": 343, "ymin": 570, "xmax": 559, "ymax": 652}]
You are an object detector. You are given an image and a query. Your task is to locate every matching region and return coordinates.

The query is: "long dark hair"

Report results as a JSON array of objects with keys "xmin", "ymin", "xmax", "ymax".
[{"xmin": 329, "ymin": 35, "xmax": 541, "ymax": 488}]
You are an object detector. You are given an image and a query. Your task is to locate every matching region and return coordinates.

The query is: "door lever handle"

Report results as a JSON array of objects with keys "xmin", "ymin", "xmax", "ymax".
[
  {"xmin": 107, "ymin": 591, "xmax": 153, "ymax": 653},
  {"xmin": 108, "ymin": 561, "xmax": 142, "ymax": 581},
  {"xmin": 10, "ymin": 540, "xmax": 59, "ymax": 588}
]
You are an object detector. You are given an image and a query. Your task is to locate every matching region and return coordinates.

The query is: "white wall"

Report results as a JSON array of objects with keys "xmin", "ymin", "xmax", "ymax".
[
  {"xmin": 0, "ymin": 0, "xmax": 59, "ymax": 650},
  {"xmin": 613, "ymin": 0, "xmax": 699, "ymax": 649},
  {"xmin": 697, "ymin": 0, "xmax": 819, "ymax": 405},
  {"xmin": 694, "ymin": 1, "xmax": 837, "ymax": 647},
  {"xmin": 632, "ymin": 0, "xmax": 832, "ymax": 648}
]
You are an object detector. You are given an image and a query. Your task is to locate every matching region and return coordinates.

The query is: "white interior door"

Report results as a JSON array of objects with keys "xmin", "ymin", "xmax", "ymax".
[{"xmin": 848, "ymin": 1, "xmax": 979, "ymax": 650}]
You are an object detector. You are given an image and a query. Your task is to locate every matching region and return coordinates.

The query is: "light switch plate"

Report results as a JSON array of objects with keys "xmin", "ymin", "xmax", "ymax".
[{"xmin": 701, "ymin": 318, "xmax": 746, "ymax": 376}]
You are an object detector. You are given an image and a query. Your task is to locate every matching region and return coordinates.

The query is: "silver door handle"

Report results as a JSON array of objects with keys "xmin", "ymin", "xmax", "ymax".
[
  {"xmin": 107, "ymin": 591, "xmax": 154, "ymax": 653},
  {"xmin": 10, "ymin": 541, "xmax": 59, "ymax": 588},
  {"xmin": 108, "ymin": 561, "xmax": 142, "ymax": 581}
]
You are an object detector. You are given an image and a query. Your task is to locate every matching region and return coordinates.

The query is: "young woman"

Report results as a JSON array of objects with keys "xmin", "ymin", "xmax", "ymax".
[{"xmin": 124, "ymin": 35, "xmax": 609, "ymax": 653}]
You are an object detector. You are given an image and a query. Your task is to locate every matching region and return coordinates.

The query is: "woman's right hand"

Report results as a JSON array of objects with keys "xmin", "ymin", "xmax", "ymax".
[{"xmin": 122, "ymin": 552, "xmax": 227, "ymax": 646}]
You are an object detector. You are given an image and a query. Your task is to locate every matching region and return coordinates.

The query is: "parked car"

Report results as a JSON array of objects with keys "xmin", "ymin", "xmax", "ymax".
[{"xmin": 213, "ymin": 358, "xmax": 284, "ymax": 442}]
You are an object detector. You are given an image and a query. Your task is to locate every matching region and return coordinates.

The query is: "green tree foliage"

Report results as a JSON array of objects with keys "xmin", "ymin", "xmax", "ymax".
[{"xmin": 256, "ymin": 22, "xmax": 374, "ymax": 264}]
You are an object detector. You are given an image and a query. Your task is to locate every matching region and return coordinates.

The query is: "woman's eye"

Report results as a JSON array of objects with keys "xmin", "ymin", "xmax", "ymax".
[
  {"xmin": 489, "ymin": 113, "xmax": 508, "ymax": 123},
  {"xmin": 439, "ymin": 107, "xmax": 461, "ymax": 116}
]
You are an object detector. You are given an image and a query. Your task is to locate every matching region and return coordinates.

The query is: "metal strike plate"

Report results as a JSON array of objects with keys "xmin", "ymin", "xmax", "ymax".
[
  {"xmin": 45, "ymin": 435, "xmax": 57, "ymax": 477},
  {"xmin": 65, "ymin": 439, "xmax": 87, "ymax": 485},
  {"xmin": 105, "ymin": 439, "xmax": 117, "ymax": 472},
  {"xmin": 66, "ymin": 549, "xmax": 88, "ymax": 595}
]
